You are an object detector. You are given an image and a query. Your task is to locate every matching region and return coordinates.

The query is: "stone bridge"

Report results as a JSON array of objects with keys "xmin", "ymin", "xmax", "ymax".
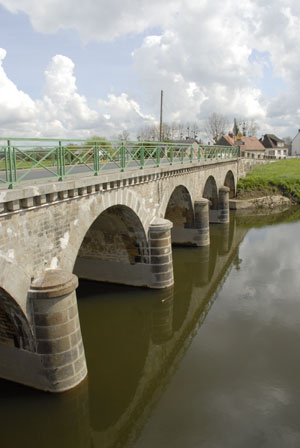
[{"xmin": 0, "ymin": 156, "xmax": 248, "ymax": 392}]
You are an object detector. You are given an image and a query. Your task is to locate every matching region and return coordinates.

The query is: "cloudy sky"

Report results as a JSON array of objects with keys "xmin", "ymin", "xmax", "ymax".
[{"xmin": 0, "ymin": 0, "xmax": 299, "ymax": 140}]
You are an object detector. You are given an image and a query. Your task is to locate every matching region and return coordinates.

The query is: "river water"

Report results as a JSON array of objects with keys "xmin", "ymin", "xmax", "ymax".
[{"xmin": 1, "ymin": 208, "xmax": 300, "ymax": 448}]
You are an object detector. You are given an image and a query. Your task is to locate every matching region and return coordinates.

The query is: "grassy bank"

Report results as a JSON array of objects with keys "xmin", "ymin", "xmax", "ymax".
[{"xmin": 237, "ymin": 159, "xmax": 300, "ymax": 203}]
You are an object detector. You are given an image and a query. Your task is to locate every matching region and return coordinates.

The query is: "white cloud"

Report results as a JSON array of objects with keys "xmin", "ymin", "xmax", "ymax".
[
  {"xmin": 0, "ymin": 0, "xmax": 180, "ymax": 41},
  {"xmin": 0, "ymin": 48, "xmax": 36, "ymax": 129},
  {"xmin": 0, "ymin": 49, "xmax": 155, "ymax": 138},
  {"xmin": 1, "ymin": 0, "xmax": 300, "ymax": 137}
]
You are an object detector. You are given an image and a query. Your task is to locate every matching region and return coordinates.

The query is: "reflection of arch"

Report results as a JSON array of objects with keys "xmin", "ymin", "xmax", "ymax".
[
  {"xmin": 203, "ymin": 176, "xmax": 218, "ymax": 209},
  {"xmin": 164, "ymin": 185, "xmax": 194, "ymax": 229},
  {"xmin": 77, "ymin": 285, "xmax": 149, "ymax": 431},
  {"xmin": 224, "ymin": 170, "xmax": 235, "ymax": 198},
  {"xmin": 0, "ymin": 288, "xmax": 34, "ymax": 351},
  {"xmin": 172, "ymin": 248, "xmax": 193, "ymax": 332},
  {"xmin": 207, "ymin": 226, "xmax": 218, "ymax": 281},
  {"xmin": 74, "ymin": 205, "xmax": 149, "ymax": 285}
]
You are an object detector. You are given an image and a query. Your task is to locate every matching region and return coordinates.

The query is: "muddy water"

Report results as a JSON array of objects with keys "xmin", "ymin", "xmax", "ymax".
[{"xmin": 1, "ymin": 208, "xmax": 300, "ymax": 448}]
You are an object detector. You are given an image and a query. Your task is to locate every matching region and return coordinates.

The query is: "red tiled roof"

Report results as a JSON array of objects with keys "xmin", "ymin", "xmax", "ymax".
[
  {"xmin": 240, "ymin": 136, "xmax": 265, "ymax": 151},
  {"xmin": 222, "ymin": 135, "xmax": 235, "ymax": 145},
  {"xmin": 221, "ymin": 135, "xmax": 265, "ymax": 151}
]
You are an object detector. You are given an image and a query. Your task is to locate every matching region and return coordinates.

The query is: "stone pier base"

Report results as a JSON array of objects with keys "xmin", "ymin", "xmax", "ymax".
[
  {"xmin": 170, "ymin": 199, "xmax": 210, "ymax": 247},
  {"xmin": 29, "ymin": 270, "xmax": 87, "ymax": 392},
  {"xmin": 0, "ymin": 270, "xmax": 87, "ymax": 392},
  {"xmin": 148, "ymin": 218, "xmax": 174, "ymax": 289},
  {"xmin": 218, "ymin": 186, "xmax": 230, "ymax": 224}
]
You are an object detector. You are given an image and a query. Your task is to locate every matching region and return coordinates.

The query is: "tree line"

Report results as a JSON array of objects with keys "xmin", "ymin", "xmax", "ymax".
[{"xmin": 136, "ymin": 113, "xmax": 261, "ymax": 144}]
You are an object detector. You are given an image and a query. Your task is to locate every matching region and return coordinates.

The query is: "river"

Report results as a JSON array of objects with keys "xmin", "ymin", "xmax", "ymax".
[{"xmin": 1, "ymin": 207, "xmax": 300, "ymax": 448}]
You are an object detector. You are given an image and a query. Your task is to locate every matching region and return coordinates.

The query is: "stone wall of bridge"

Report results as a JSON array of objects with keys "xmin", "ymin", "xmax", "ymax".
[{"xmin": 0, "ymin": 158, "xmax": 240, "ymax": 392}]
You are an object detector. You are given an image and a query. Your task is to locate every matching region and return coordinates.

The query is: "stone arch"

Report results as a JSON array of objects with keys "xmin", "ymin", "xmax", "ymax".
[
  {"xmin": 203, "ymin": 176, "xmax": 219, "ymax": 223},
  {"xmin": 224, "ymin": 170, "xmax": 236, "ymax": 198},
  {"xmin": 0, "ymin": 288, "xmax": 35, "ymax": 351},
  {"xmin": 164, "ymin": 185, "xmax": 194, "ymax": 229},
  {"xmin": 202, "ymin": 176, "xmax": 218, "ymax": 209},
  {"xmin": 60, "ymin": 189, "xmax": 150, "ymax": 275},
  {"xmin": 73, "ymin": 205, "xmax": 150, "ymax": 287}
]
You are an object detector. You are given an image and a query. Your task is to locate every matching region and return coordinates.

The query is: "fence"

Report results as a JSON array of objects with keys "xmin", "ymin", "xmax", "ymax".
[{"xmin": 0, "ymin": 138, "xmax": 240, "ymax": 189}]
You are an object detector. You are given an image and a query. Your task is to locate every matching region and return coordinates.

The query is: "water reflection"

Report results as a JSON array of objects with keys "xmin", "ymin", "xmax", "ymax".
[
  {"xmin": 0, "ymin": 207, "xmax": 300, "ymax": 448},
  {"xmin": 76, "ymin": 215, "xmax": 247, "ymax": 447}
]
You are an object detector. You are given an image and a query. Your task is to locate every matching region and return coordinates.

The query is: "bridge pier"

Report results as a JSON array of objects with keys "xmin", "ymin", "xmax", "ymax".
[
  {"xmin": 170, "ymin": 199, "xmax": 210, "ymax": 247},
  {"xmin": 30, "ymin": 270, "xmax": 87, "ymax": 392},
  {"xmin": 148, "ymin": 218, "xmax": 174, "ymax": 289},
  {"xmin": 218, "ymin": 186, "xmax": 230, "ymax": 224}
]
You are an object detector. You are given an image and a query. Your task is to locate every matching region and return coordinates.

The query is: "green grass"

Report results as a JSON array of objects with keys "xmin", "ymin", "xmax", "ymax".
[{"xmin": 237, "ymin": 159, "xmax": 300, "ymax": 203}]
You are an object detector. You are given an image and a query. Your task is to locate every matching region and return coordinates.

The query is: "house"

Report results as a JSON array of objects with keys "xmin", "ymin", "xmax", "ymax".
[
  {"xmin": 259, "ymin": 134, "xmax": 288, "ymax": 159},
  {"xmin": 291, "ymin": 130, "xmax": 300, "ymax": 157},
  {"xmin": 217, "ymin": 134, "xmax": 266, "ymax": 159}
]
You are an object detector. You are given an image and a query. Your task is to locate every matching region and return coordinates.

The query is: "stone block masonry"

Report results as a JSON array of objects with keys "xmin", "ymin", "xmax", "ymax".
[
  {"xmin": 0, "ymin": 157, "xmax": 245, "ymax": 391},
  {"xmin": 29, "ymin": 270, "xmax": 87, "ymax": 392}
]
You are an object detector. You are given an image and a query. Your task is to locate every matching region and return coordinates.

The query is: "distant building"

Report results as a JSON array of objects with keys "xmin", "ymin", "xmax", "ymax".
[
  {"xmin": 260, "ymin": 134, "xmax": 288, "ymax": 159},
  {"xmin": 291, "ymin": 130, "xmax": 300, "ymax": 157},
  {"xmin": 217, "ymin": 133, "xmax": 265, "ymax": 159}
]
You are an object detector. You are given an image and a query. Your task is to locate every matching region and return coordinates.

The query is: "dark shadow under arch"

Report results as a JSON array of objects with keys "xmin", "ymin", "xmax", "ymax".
[
  {"xmin": 165, "ymin": 185, "xmax": 194, "ymax": 229},
  {"xmin": 203, "ymin": 176, "xmax": 218, "ymax": 209},
  {"xmin": 0, "ymin": 288, "xmax": 34, "ymax": 351},
  {"xmin": 74, "ymin": 205, "xmax": 150, "ymax": 286},
  {"xmin": 224, "ymin": 170, "xmax": 235, "ymax": 198}
]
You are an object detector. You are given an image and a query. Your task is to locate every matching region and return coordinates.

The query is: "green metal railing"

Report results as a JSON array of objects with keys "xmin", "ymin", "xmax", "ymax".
[{"xmin": 0, "ymin": 138, "xmax": 240, "ymax": 189}]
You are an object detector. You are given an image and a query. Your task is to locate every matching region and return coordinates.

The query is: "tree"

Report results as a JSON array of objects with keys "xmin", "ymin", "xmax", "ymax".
[
  {"xmin": 233, "ymin": 118, "xmax": 239, "ymax": 136},
  {"xmin": 234, "ymin": 118, "xmax": 259, "ymax": 137},
  {"xmin": 118, "ymin": 130, "xmax": 130, "ymax": 141},
  {"xmin": 283, "ymin": 136, "xmax": 292, "ymax": 155},
  {"xmin": 205, "ymin": 113, "xmax": 229, "ymax": 143}
]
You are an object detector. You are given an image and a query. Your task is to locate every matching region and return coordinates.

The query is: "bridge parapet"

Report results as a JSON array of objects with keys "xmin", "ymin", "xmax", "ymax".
[
  {"xmin": 0, "ymin": 137, "xmax": 240, "ymax": 189},
  {"xmin": 0, "ymin": 146, "xmax": 241, "ymax": 392}
]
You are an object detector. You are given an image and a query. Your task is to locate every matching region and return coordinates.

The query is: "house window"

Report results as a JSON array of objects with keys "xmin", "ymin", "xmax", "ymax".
[{"xmin": 251, "ymin": 153, "xmax": 254, "ymax": 159}]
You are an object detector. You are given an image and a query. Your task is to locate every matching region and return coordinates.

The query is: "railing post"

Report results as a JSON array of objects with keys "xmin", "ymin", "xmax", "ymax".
[
  {"xmin": 189, "ymin": 145, "xmax": 193, "ymax": 163},
  {"xmin": 181, "ymin": 147, "xmax": 184, "ymax": 164},
  {"xmin": 5, "ymin": 142, "xmax": 9, "ymax": 183},
  {"xmin": 198, "ymin": 145, "xmax": 201, "ymax": 162},
  {"xmin": 93, "ymin": 144, "xmax": 99, "ymax": 175},
  {"xmin": 140, "ymin": 143, "xmax": 144, "ymax": 169},
  {"xmin": 170, "ymin": 145, "xmax": 173, "ymax": 165},
  {"xmin": 7, "ymin": 139, "xmax": 16, "ymax": 189},
  {"xmin": 120, "ymin": 142, "xmax": 125, "ymax": 172},
  {"xmin": 156, "ymin": 145, "xmax": 160, "ymax": 167},
  {"xmin": 57, "ymin": 140, "xmax": 63, "ymax": 181}
]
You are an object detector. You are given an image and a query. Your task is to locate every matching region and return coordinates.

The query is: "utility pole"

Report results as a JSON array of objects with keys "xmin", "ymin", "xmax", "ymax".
[{"xmin": 159, "ymin": 90, "xmax": 163, "ymax": 142}]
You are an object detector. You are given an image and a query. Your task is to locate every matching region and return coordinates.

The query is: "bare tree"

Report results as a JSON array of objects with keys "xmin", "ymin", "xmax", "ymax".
[
  {"xmin": 138, "ymin": 121, "xmax": 202, "ymax": 141},
  {"xmin": 282, "ymin": 136, "xmax": 292, "ymax": 155},
  {"xmin": 118, "ymin": 130, "xmax": 130, "ymax": 141},
  {"xmin": 234, "ymin": 118, "xmax": 259, "ymax": 137},
  {"xmin": 205, "ymin": 113, "xmax": 229, "ymax": 143},
  {"xmin": 138, "ymin": 125, "xmax": 159, "ymax": 141}
]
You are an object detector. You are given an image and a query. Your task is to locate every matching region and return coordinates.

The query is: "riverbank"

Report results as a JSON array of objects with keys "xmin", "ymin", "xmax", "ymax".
[
  {"xmin": 237, "ymin": 159, "xmax": 300, "ymax": 204},
  {"xmin": 230, "ymin": 195, "xmax": 291, "ymax": 210}
]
